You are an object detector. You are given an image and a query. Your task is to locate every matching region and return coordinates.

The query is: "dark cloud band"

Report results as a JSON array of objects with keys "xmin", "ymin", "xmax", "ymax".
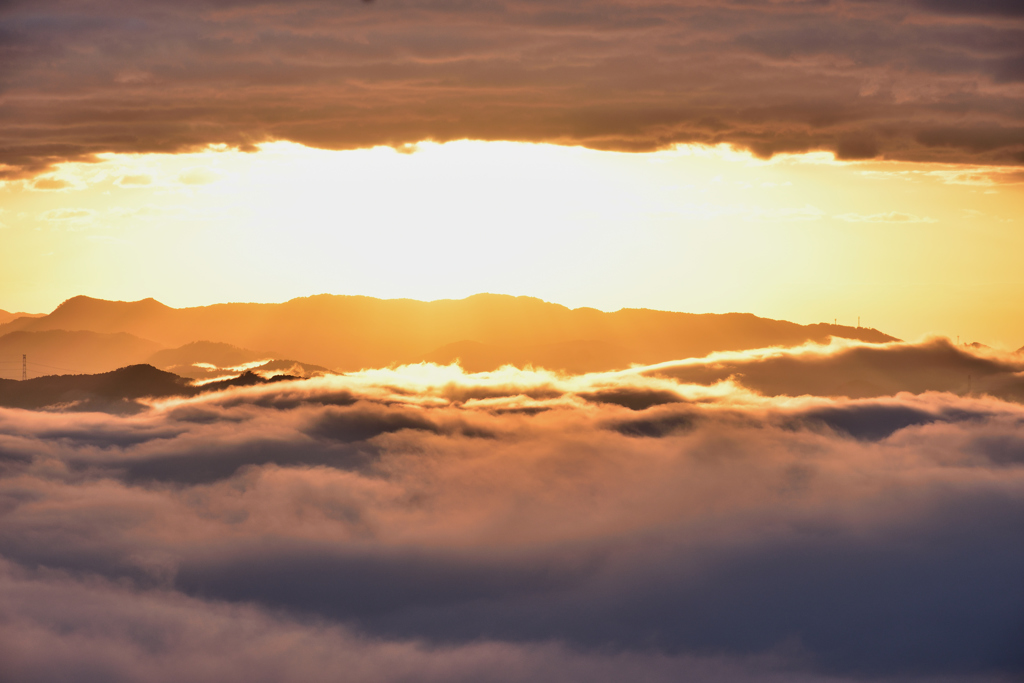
[{"xmin": 2, "ymin": 0, "xmax": 1023, "ymax": 177}]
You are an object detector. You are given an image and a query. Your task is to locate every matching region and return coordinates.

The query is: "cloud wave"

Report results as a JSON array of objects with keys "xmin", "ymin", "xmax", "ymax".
[{"xmin": 1, "ymin": 342, "xmax": 1022, "ymax": 681}]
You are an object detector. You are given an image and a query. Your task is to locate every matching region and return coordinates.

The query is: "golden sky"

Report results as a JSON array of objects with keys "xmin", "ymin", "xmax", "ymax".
[
  {"xmin": 2, "ymin": 141, "xmax": 1022, "ymax": 346},
  {"xmin": 3, "ymin": 3, "xmax": 1024, "ymax": 680},
  {"xmin": 2, "ymin": 0, "xmax": 1023, "ymax": 345}
]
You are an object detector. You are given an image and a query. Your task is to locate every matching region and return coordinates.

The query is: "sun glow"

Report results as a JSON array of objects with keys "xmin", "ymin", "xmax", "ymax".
[{"xmin": 2, "ymin": 140, "xmax": 1023, "ymax": 346}]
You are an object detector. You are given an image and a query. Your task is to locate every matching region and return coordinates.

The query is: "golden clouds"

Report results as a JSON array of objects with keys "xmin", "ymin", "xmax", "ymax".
[{"xmin": 1, "ymin": 347, "xmax": 1023, "ymax": 680}]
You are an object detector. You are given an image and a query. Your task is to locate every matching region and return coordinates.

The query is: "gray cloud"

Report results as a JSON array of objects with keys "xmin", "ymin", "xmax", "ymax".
[
  {"xmin": 2, "ymin": 0, "xmax": 1023, "ymax": 177},
  {"xmin": 0, "ymin": 347, "xmax": 1022, "ymax": 681},
  {"xmin": 5, "ymin": 560, "xmax": 860, "ymax": 683}
]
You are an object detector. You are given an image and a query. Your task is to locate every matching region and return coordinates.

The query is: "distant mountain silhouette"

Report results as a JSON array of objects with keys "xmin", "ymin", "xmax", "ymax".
[
  {"xmin": 0, "ymin": 330, "xmax": 162, "ymax": 379},
  {"xmin": 0, "ymin": 365, "xmax": 299, "ymax": 412},
  {"xmin": 250, "ymin": 359, "xmax": 332, "ymax": 379},
  {"xmin": 145, "ymin": 341, "xmax": 332, "ymax": 380},
  {"xmin": 0, "ymin": 309, "xmax": 45, "ymax": 326},
  {"xmin": 0, "ymin": 294, "xmax": 898, "ymax": 373},
  {"xmin": 0, "ymin": 296, "xmax": 173, "ymax": 336},
  {"xmin": 147, "ymin": 341, "xmax": 269, "ymax": 369},
  {"xmin": 4, "ymin": 338, "xmax": 1022, "ymax": 414},
  {"xmin": 0, "ymin": 364, "xmax": 191, "ymax": 412}
]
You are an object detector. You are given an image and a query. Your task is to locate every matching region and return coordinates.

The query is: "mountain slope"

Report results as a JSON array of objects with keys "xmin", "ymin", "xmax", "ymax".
[
  {"xmin": 146, "ymin": 341, "xmax": 332, "ymax": 380},
  {"xmin": 147, "ymin": 341, "xmax": 269, "ymax": 372},
  {"xmin": 0, "ymin": 294, "xmax": 898, "ymax": 373},
  {"xmin": 0, "ymin": 364, "xmax": 302, "ymax": 412},
  {"xmin": 0, "ymin": 310, "xmax": 45, "ymax": 326},
  {"xmin": 0, "ymin": 364, "xmax": 191, "ymax": 411},
  {"xmin": 0, "ymin": 330, "xmax": 162, "ymax": 378}
]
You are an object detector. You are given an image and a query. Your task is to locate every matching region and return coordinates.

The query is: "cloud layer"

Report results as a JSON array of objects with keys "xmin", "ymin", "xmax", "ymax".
[
  {"xmin": 1, "ymin": 344, "xmax": 1022, "ymax": 681},
  {"xmin": 2, "ymin": 0, "xmax": 1024, "ymax": 177}
]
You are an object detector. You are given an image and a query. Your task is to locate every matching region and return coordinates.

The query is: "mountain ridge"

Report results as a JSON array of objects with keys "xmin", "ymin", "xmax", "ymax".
[
  {"xmin": 0, "ymin": 330, "xmax": 162, "ymax": 379},
  {"xmin": 0, "ymin": 309, "xmax": 46, "ymax": 326},
  {"xmin": 0, "ymin": 364, "xmax": 301, "ymax": 412},
  {"xmin": 1, "ymin": 293, "xmax": 899, "ymax": 374}
]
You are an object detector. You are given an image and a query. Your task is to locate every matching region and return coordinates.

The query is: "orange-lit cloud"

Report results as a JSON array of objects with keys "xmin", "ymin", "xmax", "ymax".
[
  {"xmin": 2, "ymin": 0, "xmax": 1023, "ymax": 178},
  {"xmin": 1, "ymin": 342, "xmax": 1022, "ymax": 681}
]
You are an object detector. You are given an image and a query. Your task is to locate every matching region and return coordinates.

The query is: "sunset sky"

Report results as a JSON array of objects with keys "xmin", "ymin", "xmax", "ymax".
[
  {"xmin": 3, "ymin": 4, "xmax": 1024, "ymax": 682},
  {"xmin": 2, "ymin": 0, "xmax": 1023, "ymax": 345}
]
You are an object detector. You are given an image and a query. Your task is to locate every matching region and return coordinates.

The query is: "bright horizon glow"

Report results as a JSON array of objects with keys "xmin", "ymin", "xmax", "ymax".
[{"xmin": 1, "ymin": 140, "xmax": 1022, "ymax": 347}]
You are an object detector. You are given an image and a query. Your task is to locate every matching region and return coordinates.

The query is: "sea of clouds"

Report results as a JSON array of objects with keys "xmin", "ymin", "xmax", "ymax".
[{"xmin": 1, "ymin": 341, "xmax": 1022, "ymax": 682}]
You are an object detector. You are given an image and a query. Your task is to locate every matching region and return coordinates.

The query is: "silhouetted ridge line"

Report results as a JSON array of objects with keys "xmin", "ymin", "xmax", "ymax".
[
  {"xmin": 0, "ymin": 329, "xmax": 162, "ymax": 378},
  {"xmin": 0, "ymin": 364, "xmax": 300, "ymax": 412},
  {"xmin": 0, "ymin": 309, "xmax": 45, "ymax": 326},
  {"xmin": 147, "ymin": 341, "xmax": 266, "ymax": 369},
  {"xmin": 0, "ymin": 294, "xmax": 899, "ymax": 373},
  {"xmin": 0, "ymin": 364, "xmax": 188, "ymax": 411}
]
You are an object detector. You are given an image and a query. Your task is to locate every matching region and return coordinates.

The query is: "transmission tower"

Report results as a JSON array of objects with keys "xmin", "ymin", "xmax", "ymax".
[{"xmin": 22, "ymin": 354, "xmax": 27, "ymax": 381}]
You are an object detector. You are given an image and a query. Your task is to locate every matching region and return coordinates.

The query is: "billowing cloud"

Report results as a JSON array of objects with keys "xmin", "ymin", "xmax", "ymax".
[
  {"xmin": 1, "ymin": 560, "xmax": 936, "ymax": 683},
  {"xmin": 647, "ymin": 337, "xmax": 1024, "ymax": 401},
  {"xmin": 1, "ymin": 343, "xmax": 1022, "ymax": 681},
  {"xmin": 2, "ymin": 0, "xmax": 1024, "ymax": 178}
]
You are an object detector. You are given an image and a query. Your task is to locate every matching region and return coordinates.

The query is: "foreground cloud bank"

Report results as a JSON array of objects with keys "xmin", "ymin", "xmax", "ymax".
[
  {"xmin": 3, "ymin": 0, "xmax": 1024, "ymax": 177},
  {"xmin": 1, "ymin": 345, "xmax": 1023, "ymax": 682}
]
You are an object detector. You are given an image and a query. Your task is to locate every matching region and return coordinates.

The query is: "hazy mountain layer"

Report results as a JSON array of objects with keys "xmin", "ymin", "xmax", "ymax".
[
  {"xmin": 0, "ymin": 294, "xmax": 897, "ymax": 373},
  {"xmin": 144, "ymin": 342, "xmax": 332, "ymax": 381},
  {"xmin": 146, "ymin": 341, "xmax": 270, "ymax": 370},
  {"xmin": 0, "ymin": 365, "xmax": 298, "ymax": 412},
  {"xmin": 4, "ymin": 338, "xmax": 1023, "ymax": 415},
  {"xmin": 0, "ymin": 310, "xmax": 45, "ymax": 326},
  {"xmin": 0, "ymin": 330, "xmax": 162, "ymax": 379}
]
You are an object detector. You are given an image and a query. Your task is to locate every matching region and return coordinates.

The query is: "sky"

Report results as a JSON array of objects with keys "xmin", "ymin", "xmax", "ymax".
[
  {"xmin": 3, "ymin": 4, "xmax": 1024, "ymax": 681},
  {"xmin": 2, "ymin": 0, "xmax": 1023, "ymax": 344},
  {"xmin": 3, "ymin": 141, "xmax": 1023, "ymax": 346}
]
